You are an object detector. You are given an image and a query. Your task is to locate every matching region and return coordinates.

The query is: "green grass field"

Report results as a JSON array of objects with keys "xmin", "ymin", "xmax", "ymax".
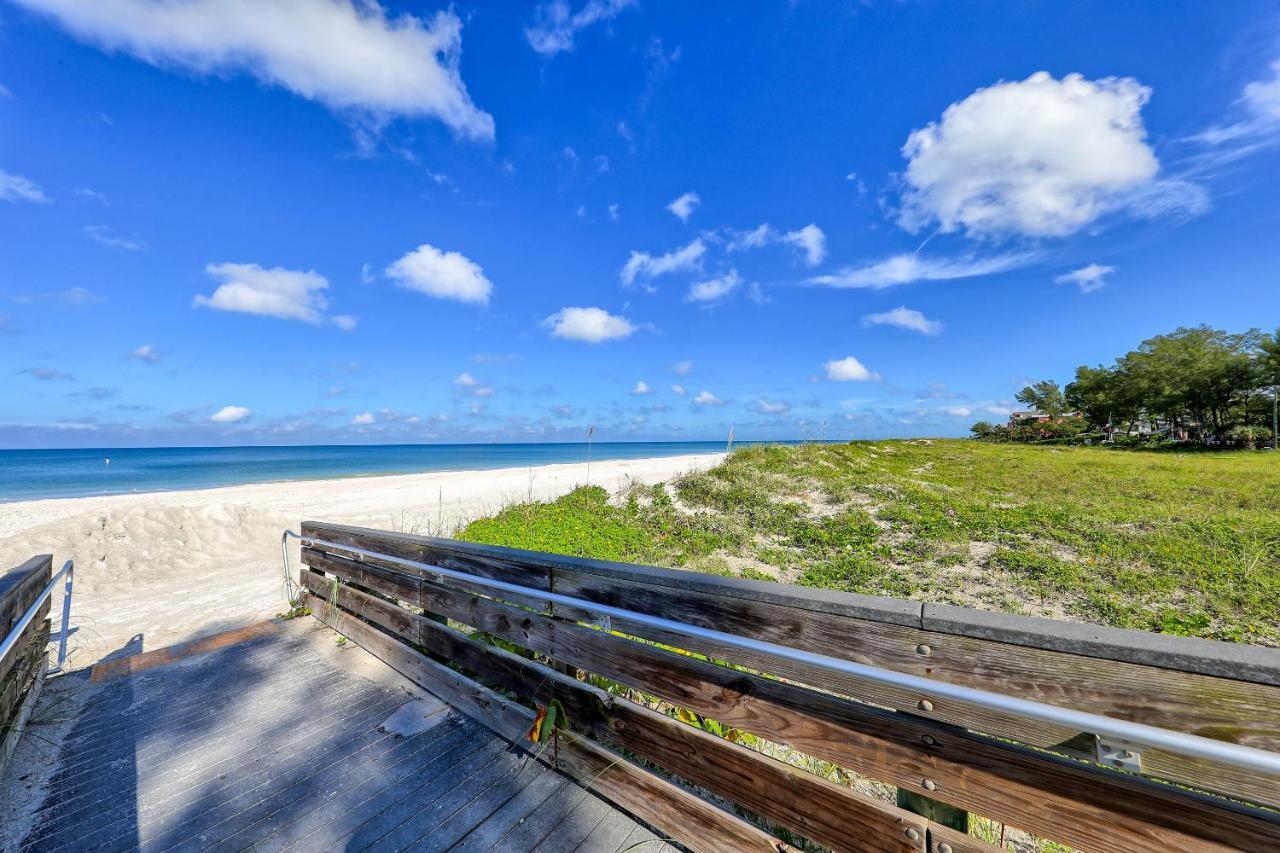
[{"xmin": 461, "ymin": 440, "xmax": 1279, "ymax": 646}]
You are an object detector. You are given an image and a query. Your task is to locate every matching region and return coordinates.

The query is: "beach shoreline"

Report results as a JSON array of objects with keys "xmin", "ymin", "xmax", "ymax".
[{"xmin": 0, "ymin": 452, "xmax": 724, "ymax": 668}]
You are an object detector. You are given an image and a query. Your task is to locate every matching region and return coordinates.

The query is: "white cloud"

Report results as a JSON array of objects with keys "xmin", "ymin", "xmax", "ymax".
[
  {"xmin": 1054, "ymin": 263, "xmax": 1115, "ymax": 294},
  {"xmin": 756, "ymin": 398, "xmax": 790, "ymax": 415},
  {"xmin": 1198, "ymin": 60, "xmax": 1280, "ymax": 145},
  {"xmin": 673, "ymin": 360, "xmax": 693, "ymax": 376},
  {"xmin": 781, "ymin": 224, "xmax": 827, "ymax": 266},
  {"xmin": 666, "ymin": 191, "xmax": 700, "ymax": 223},
  {"xmin": 471, "ymin": 385, "xmax": 495, "ymax": 398},
  {"xmin": 131, "ymin": 344, "xmax": 160, "ymax": 363},
  {"xmin": 824, "ymin": 356, "xmax": 881, "ymax": 382},
  {"xmin": 14, "ymin": 0, "xmax": 493, "ymax": 139},
  {"xmin": 946, "ymin": 406, "xmax": 973, "ymax": 417},
  {"xmin": 670, "ymin": 383, "xmax": 687, "ymax": 396},
  {"xmin": 352, "ymin": 411, "xmax": 375, "ymax": 425},
  {"xmin": 685, "ymin": 269, "xmax": 741, "ymax": 303},
  {"xmin": 809, "ymin": 252, "xmax": 1032, "ymax": 290},
  {"xmin": 210, "ymin": 405, "xmax": 250, "ymax": 423},
  {"xmin": 899, "ymin": 71, "xmax": 1170, "ymax": 238},
  {"xmin": 84, "ymin": 224, "xmax": 145, "ymax": 250},
  {"xmin": 726, "ymin": 223, "xmax": 826, "ymax": 267},
  {"xmin": 386, "ymin": 243, "xmax": 492, "ymax": 305},
  {"xmin": 195, "ymin": 262, "xmax": 353, "ymax": 327},
  {"xmin": 693, "ymin": 390, "xmax": 724, "ymax": 406},
  {"xmin": 544, "ymin": 306, "xmax": 635, "ymax": 343},
  {"xmin": 620, "ymin": 238, "xmax": 705, "ymax": 287},
  {"xmin": 360, "ymin": 262, "xmax": 376, "ymax": 285},
  {"xmin": 861, "ymin": 306, "xmax": 942, "ymax": 336},
  {"xmin": 454, "ymin": 371, "xmax": 478, "ymax": 387},
  {"xmin": 525, "ymin": 0, "xmax": 636, "ymax": 57},
  {"xmin": 631, "ymin": 380, "xmax": 653, "ymax": 395},
  {"xmin": 608, "ymin": 203, "xmax": 620, "ymax": 221},
  {"xmin": 0, "ymin": 169, "xmax": 49, "ymax": 203}
]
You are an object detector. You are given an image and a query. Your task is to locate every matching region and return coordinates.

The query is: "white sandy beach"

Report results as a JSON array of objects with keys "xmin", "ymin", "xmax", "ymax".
[{"xmin": 0, "ymin": 452, "xmax": 723, "ymax": 669}]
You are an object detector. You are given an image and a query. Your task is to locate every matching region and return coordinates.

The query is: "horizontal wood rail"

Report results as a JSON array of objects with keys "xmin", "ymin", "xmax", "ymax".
[
  {"xmin": 0, "ymin": 555, "xmax": 53, "ymax": 776},
  {"xmin": 300, "ymin": 521, "xmax": 1280, "ymax": 853}
]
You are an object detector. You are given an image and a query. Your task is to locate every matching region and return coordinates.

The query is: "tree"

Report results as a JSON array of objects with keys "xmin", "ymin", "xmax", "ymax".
[
  {"xmin": 969, "ymin": 420, "xmax": 997, "ymax": 438},
  {"xmin": 1066, "ymin": 365, "xmax": 1139, "ymax": 438},
  {"xmin": 1015, "ymin": 380, "xmax": 1067, "ymax": 415},
  {"xmin": 1260, "ymin": 328, "xmax": 1280, "ymax": 449}
]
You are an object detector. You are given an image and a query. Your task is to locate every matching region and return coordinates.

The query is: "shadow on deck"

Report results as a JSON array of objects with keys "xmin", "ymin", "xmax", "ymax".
[{"xmin": 5, "ymin": 621, "xmax": 668, "ymax": 853}]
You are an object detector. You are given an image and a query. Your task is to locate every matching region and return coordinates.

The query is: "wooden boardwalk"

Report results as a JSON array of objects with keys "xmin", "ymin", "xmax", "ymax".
[{"xmin": 8, "ymin": 622, "xmax": 669, "ymax": 853}]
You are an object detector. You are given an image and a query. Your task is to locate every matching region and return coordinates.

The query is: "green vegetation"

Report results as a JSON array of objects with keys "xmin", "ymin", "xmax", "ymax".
[
  {"xmin": 461, "ymin": 440, "xmax": 1279, "ymax": 645},
  {"xmin": 976, "ymin": 324, "xmax": 1280, "ymax": 447}
]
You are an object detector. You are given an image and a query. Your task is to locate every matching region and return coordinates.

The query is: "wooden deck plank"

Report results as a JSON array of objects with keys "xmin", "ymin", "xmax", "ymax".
[
  {"xmin": 488, "ymin": 778, "xmax": 610, "ymax": 853},
  {"xmin": 571, "ymin": 807, "xmax": 639, "ymax": 853},
  {"xmin": 416, "ymin": 763, "xmax": 567, "ymax": 853}
]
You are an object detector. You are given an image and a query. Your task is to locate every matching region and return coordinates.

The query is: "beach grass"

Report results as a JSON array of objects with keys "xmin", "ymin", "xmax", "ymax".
[{"xmin": 459, "ymin": 439, "xmax": 1280, "ymax": 646}]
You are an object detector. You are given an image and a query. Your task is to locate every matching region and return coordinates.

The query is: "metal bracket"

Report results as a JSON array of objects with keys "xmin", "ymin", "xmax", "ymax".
[{"xmin": 1096, "ymin": 735, "xmax": 1143, "ymax": 772}]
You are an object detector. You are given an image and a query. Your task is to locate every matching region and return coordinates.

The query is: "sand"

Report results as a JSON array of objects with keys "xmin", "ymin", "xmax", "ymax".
[{"xmin": 0, "ymin": 452, "xmax": 723, "ymax": 669}]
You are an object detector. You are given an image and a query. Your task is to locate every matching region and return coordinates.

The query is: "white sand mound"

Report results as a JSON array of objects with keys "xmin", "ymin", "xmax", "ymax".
[{"xmin": 0, "ymin": 453, "xmax": 723, "ymax": 667}]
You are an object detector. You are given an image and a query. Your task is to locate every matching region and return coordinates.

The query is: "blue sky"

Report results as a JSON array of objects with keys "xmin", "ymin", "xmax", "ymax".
[{"xmin": 3, "ymin": 0, "xmax": 1279, "ymax": 447}]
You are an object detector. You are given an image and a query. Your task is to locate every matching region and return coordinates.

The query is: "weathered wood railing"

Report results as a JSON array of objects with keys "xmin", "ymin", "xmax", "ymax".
[
  {"xmin": 0, "ymin": 555, "xmax": 53, "ymax": 774},
  {"xmin": 299, "ymin": 521, "xmax": 1280, "ymax": 853}
]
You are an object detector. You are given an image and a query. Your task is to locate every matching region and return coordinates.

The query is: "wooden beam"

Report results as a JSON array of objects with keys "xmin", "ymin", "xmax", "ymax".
[{"xmin": 300, "ymin": 554, "xmax": 1280, "ymax": 853}]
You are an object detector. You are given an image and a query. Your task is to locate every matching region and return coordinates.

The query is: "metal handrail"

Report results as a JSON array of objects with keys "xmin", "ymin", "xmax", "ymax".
[
  {"xmin": 0, "ymin": 559, "xmax": 74, "ymax": 675},
  {"xmin": 284, "ymin": 530, "xmax": 1280, "ymax": 779}
]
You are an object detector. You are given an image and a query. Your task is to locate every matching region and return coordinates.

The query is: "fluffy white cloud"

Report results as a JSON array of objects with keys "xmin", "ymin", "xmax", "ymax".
[
  {"xmin": 1054, "ymin": 263, "xmax": 1116, "ymax": 294},
  {"xmin": 386, "ymin": 243, "xmax": 492, "ymax": 305},
  {"xmin": 131, "ymin": 344, "xmax": 160, "ymax": 363},
  {"xmin": 756, "ymin": 399, "xmax": 790, "ymax": 415},
  {"xmin": 809, "ymin": 252, "xmax": 1032, "ymax": 290},
  {"xmin": 685, "ymin": 269, "xmax": 741, "ymax": 303},
  {"xmin": 693, "ymin": 390, "xmax": 724, "ymax": 406},
  {"xmin": 824, "ymin": 356, "xmax": 881, "ymax": 382},
  {"xmin": 666, "ymin": 191, "xmax": 700, "ymax": 223},
  {"xmin": 15, "ymin": 0, "xmax": 493, "ymax": 139},
  {"xmin": 861, "ymin": 306, "xmax": 943, "ymax": 336},
  {"xmin": 195, "ymin": 262, "xmax": 334, "ymax": 324},
  {"xmin": 946, "ymin": 406, "xmax": 973, "ymax": 418},
  {"xmin": 0, "ymin": 169, "xmax": 49, "ymax": 203},
  {"xmin": 620, "ymin": 238, "xmax": 705, "ymax": 287},
  {"xmin": 631, "ymin": 380, "xmax": 653, "ymax": 395},
  {"xmin": 899, "ymin": 71, "xmax": 1165, "ymax": 238},
  {"xmin": 210, "ymin": 405, "xmax": 250, "ymax": 423},
  {"xmin": 525, "ymin": 0, "xmax": 636, "ymax": 56},
  {"xmin": 352, "ymin": 411, "xmax": 375, "ymax": 425},
  {"xmin": 670, "ymin": 383, "xmax": 687, "ymax": 396},
  {"xmin": 544, "ymin": 306, "xmax": 635, "ymax": 343},
  {"xmin": 726, "ymin": 223, "xmax": 826, "ymax": 267},
  {"xmin": 454, "ymin": 371, "xmax": 478, "ymax": 387}
]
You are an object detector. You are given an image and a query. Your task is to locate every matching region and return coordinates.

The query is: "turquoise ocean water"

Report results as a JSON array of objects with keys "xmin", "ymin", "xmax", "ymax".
[{"xmin": 0, "ymin": 442, "xmax": 740, "ymax": 502}]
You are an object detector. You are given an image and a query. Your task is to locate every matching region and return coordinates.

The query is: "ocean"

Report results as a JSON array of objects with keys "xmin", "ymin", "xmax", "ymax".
[{"xmin": 0, "ymin": 442, "xmax": 740, "ymax": 502}]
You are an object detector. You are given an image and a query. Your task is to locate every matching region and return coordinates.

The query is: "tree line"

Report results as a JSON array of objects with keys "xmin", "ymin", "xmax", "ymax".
[{"xmin": 971, "ymin": 325, "xmax": 1280, "ymax": 447}]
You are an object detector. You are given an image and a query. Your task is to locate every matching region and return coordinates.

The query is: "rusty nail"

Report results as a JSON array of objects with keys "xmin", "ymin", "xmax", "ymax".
[
  {"xmin": 918, "ymin": 699, "xmax": 934, "ymax": 712},
  {"xmin": 922, "ymin": 779, "xmax": 937, "ymax": 791},
  {"xmin": 904, "ymin": 828, "xmax": 920, "ymax": 841},
  {"xmin": 916, "ymin": 644, "xmax": 932, "ymax": 656}
]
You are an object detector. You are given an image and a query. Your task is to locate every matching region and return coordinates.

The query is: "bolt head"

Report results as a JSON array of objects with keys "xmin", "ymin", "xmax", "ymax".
[
  {"xmin": 904, "ymin": 828, "xmax": 920, "ymax": 841},
  {"xmin": 922, "ymin": 778, "xmax": 937, "ymax": 791},
  {"xmin": 922, "ymin": 735, "xmax": 938, "ymax": 746},
  {"xmin": 916, "ymin": 644, "xmax": 932, "ymax": 656},
  {"xmin": 938, "ymin": 845, "xmax": 953, "ymax": 853},
  {"xmin": 918, "ymin": 699, "xmax": 934, "ymax": 712}
]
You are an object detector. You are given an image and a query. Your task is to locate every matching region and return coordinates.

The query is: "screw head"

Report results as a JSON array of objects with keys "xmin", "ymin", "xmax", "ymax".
[
  {"xmin": 917, "ymin": 699, "xmax": 934, "ymax": 712},
  {"xmin": 916, "ymin": 644, "xmax": 932, "ymax": 656},
  {"xmin": 938, "ymin": 844, "xmax": 954, "ymax": 853},
  {"xmin": 922, "ymin": 735, "xmax": 938, "ymax": 746},
  {"xmin": 904, "ymin": 828, "xmax": 920, "ymax": 841},
  {"xmin": 922, "ymin": 778, "xmax": 937, "ymax": 791}
]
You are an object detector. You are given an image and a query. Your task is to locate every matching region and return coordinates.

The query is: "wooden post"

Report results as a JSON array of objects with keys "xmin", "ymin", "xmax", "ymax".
[{"xmin": 896, "ymin": 788, "xmax": 968, "ymax": 833}]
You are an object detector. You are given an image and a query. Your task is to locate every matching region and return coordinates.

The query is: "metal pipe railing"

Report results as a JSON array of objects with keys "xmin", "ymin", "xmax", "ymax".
[
  {"xmin": 284, "ymin": 530, "xmax": 1280, "ymax": 779},
  {"xmin": 0, "ymin": 559, "xmax": 74, "ymax": 675}
]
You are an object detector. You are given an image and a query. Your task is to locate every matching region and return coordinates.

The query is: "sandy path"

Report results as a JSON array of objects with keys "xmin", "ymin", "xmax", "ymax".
[{"xmin": 0, "ymin": 453, "xmax": 723, "ymax": 668}]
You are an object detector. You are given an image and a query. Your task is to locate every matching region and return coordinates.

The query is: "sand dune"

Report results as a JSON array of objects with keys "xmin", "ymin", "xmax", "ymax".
[{"xmin": 0, "ymin": 453, "xmax": 723, "ymax": 668}]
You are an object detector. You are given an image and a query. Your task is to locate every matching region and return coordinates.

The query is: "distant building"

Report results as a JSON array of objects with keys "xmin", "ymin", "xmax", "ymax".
[{"xmin": 1007, "ymin": 410, "xmax": 1081, "ymax": 428}]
